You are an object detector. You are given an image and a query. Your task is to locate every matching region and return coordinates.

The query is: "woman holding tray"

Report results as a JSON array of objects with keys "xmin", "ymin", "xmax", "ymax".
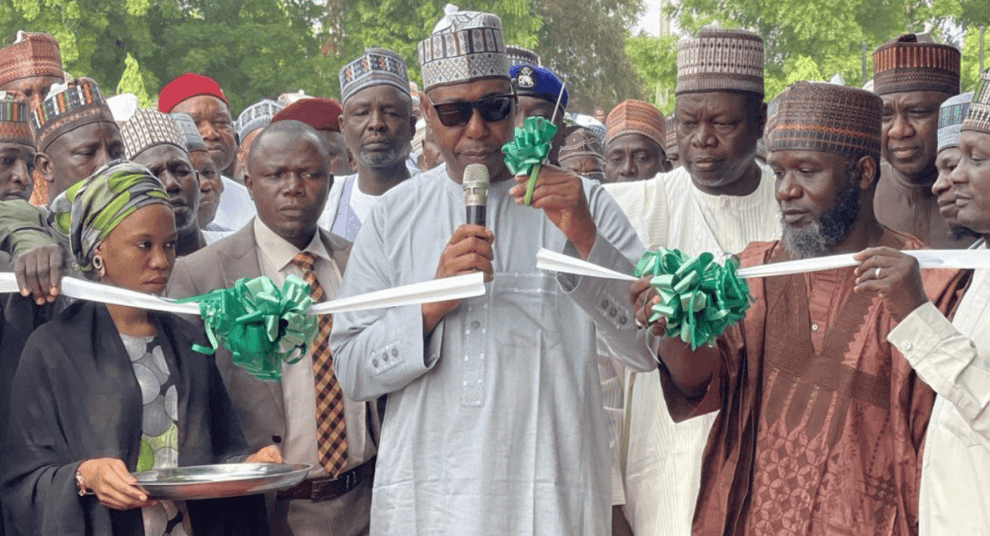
[{"xmin": 1, "ymin": 161, "xmax": 276, "ymax": 536}]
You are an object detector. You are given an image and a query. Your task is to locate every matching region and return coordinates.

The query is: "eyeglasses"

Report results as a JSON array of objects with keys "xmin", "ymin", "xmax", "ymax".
[{"xmin": 427, "ymin": 93, "xmax": 516, "ymax": 127}]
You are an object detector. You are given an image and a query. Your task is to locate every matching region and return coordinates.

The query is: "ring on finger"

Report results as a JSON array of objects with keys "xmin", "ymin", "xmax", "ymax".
[{"xmin": 875, "ymin": 267, "xmax": 881, "ymax": 278}]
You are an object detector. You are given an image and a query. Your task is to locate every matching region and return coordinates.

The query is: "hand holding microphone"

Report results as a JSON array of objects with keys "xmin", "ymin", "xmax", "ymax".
[{"xmin": 423, "ymin": 164, "xmax": 494, "ymax": 335}]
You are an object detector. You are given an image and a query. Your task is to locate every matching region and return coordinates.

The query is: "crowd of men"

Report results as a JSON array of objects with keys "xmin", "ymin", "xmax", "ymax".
[{"xmin": 0, "ymin": 4, "xmax": 987, "ymax": 536}]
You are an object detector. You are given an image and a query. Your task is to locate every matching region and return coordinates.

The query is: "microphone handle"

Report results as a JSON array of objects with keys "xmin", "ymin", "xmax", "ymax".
[{"xmin": 466, "ymin": 205, "xmax": 486, "ymax": 227}]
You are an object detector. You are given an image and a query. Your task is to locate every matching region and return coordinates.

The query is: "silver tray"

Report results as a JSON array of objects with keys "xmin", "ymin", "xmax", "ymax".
[{"xmin": 133, "ymin": 463, "xmax": 312, "ymax": 500}]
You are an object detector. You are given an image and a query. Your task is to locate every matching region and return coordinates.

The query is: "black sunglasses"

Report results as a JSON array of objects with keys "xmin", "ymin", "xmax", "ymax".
[{"xmin": 428, "ymin": 93, "xmax": 516, "ymax": 127}]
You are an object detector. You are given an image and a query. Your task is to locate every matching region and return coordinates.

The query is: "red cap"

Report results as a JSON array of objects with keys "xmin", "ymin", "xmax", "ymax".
[
  {"xmin": 157, "ymin": 72, "xmax": 228, "ymax": 113},
  {"xmin": 271, "ymin": 97, "xmax": 342, "ymax": 133}
]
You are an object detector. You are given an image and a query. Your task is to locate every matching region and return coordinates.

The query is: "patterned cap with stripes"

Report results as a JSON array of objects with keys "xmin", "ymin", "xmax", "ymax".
[
  {"xmin": 121, "ymin": 108, "xmax": 186, "ymax": 160},
  {"xmin": 937, "ymin": 92, "xmax": 973, "ymax": 151},
  {"xmin": 32, "ymin": 77, "xmax": 115, "ymax": 152},
  {"xmin": 339, "ymin": 48, "xmax": 410, "ymax": 105},
  {"xmin": 962, "ymin": 70, "xmax": 990, "ymax": 135},
  {"xmin": 605, "ymin": 100, "xmax": 666, "ymax": 150},
  {"xmin": 0, "ymin": 93, "xmax": 34, "ymax": 147},
  {"xmin": 766, "ymin": 81, "xmax": 883, "ymax": 161},
  {"xmin": 0, "ymin": 31, "xmax": 62, "ymax": 86},
  {"xmin": 872, "ymin": 34, "xmax": 960, "ymax": 96},
  {"xmin": 418, "ymin": 4, "xmax": 508, "ymax": 91},
  {"xmin": 676, "ymin": 24, "xmax": 764, "ymax": 97}
]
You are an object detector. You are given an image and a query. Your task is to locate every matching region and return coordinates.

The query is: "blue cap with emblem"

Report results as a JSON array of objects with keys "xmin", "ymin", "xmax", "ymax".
[{"xmin": 510, "ymin": 64, "xmax": 567, "ymax": 112}]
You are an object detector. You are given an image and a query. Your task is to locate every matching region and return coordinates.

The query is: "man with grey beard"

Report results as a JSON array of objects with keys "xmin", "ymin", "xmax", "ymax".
[
  {"xmin": 318, "ymin": 48, "xmax": 416, "ymax": 241},
  {"xmin": 631, "ymin": 82, "xmax": 969, "ymax": 535}
]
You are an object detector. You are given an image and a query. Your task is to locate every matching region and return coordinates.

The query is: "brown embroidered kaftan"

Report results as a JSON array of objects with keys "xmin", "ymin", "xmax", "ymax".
[{"xmin": 659, "ymin": 229, "xmax": 969, "ymax": 536}]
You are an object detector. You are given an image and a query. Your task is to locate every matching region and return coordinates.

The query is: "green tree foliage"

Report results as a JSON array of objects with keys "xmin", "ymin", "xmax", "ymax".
[
  {"xmin": 2, "ymin": 0, "xmax": 644, "ymax": 118},
  {"xmin": 116, "ymin": 53, "xmax": 153, "ymax": 107},
  {"xmin": 668, "ymin": 0, "xmax": 989, "ymax": 101},
  {"xmin": 624, "ymin": 33, "xmax": 678, "ymax": 114},
  {"xmin": 532, "ymin": 0, "xmax": 645, "ymax": 112}
]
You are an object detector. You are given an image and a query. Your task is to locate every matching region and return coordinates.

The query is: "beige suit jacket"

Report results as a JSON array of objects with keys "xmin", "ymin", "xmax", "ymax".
[{"xmin": 167, "ymin": 221, "xmax": 374, "ymax": 536}]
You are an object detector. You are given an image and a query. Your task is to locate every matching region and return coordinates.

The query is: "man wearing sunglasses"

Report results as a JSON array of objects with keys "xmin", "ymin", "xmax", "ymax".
[{"xmin": 329, "ymin": 6, "xmax": 655, "ymax": 536}]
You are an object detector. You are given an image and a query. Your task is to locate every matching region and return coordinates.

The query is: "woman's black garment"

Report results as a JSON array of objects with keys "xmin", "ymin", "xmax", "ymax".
[{"xmin": 1, "ymin": 300, "xmax": 269, "ymax": 536}]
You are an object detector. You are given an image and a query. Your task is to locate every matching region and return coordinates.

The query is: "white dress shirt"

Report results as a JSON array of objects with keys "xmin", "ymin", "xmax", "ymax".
[{"xmin": 887, "ymin": 239, "xmax": 990, "ymax": 535}]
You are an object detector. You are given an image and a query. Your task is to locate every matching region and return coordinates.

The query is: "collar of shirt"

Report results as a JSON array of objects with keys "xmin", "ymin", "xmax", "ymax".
[{"xmin": 253, "ymin": 217, "xmax": 332, "ymax": 277}]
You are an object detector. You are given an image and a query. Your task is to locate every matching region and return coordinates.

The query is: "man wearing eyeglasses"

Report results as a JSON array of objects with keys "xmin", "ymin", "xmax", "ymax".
[{"xmin": 329, "ymin": 6, "xmax": 655, "ymax": 536}]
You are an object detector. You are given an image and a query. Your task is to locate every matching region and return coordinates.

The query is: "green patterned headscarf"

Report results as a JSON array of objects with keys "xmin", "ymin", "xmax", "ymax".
[{"xmin": 50, "ymin": 159, "xmax": 170, "ymax": 273}]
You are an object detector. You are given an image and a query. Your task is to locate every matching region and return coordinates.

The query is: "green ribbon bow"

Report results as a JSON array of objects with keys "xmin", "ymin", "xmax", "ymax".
[
  {"xmin": 502, "ymin": 116, "xmax": 558, "ymax": 206},
  {"xmin": 633, "ymin": 248, "xmax": 751, "ymax": 350},
  {"xmin": 178, "ymin": 275, "xmax": 318, "ymax": 381}
]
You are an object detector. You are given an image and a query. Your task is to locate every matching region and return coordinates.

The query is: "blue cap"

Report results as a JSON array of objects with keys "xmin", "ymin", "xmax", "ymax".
[{"xmin": 510, "ymin": 64, "xmax": 567, "ymax": 111}]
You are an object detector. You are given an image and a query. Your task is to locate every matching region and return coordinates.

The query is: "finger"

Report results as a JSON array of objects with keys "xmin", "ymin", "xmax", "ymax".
[
  {"xmin": 13, "ymin": 257, "xmax": 28, "ymax": 297},
  {"xmin": 451, "ymin": 224, "xmax": 493, "ymax": 243},
  {"xmin": 46, "ymin": 248, "xmax": 63, "ymax": 297},
  {"xmin": 853, "ymin": 254, "xmax": 891, "ymax": 278},
  {"xmin": 34, "ymin": 254, "xmax": 52, "ymax": 299},
  {"xmin": 649, "ymin": 316, "xmax": 667, "ymax": 337},
  {"xmin": 442, "ymin": 254, "xmax": 493, "ymax": 278},
  {"xmin": 529, "ymin": 191, "xmax": 581, "ymax": 211},
  {"xmin": 23, "ymin": 256, "xmax": 48, "ymax": 304},
  {"xmin": 853, "ymin": 279, "xmax": 885, "ymax": 294},
  {"xmin": 444, "ymin": 238, "xmax": 494, "ymax": 264}
]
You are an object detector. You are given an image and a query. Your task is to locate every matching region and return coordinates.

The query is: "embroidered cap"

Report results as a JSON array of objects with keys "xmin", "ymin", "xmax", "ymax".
[
  {"xmin": 676, "ymin": 24, "xmax": 764, "ymax": 97},
  {"xmin": 339, "ymin": 48, "xmax": 410, "ymax": 105},
  {"xmin": 0, "ymin": 93, "xmax": 34, "ymax": 147},
  {"xmin": 235, "ymin": 98, "xmax": 282, "ymax": 141},
  {"xmin": 605, "ymin": 100, "xmax": 666, "ymax": 150},
  {"xmin": 559, "ymin": 127, "xmax": 604, "ymax": 165},
  {"xmin": 121, "ymin": 108, "xmax": 186, "ymax": 160},
  {"xmin": 170, "ymin": 112, "xmax": 208, "ymax": 153},
  {"xmin": 962, "ymin": 70, "xmax": 990, "ymax": 135},
  {"xmin": 765, "ymin": 81, "xmax": 883, "ymax": 161},
  {"xmin": 32, "ymin": 77, "xmax": 115, "ymax": 152},
  {"xmin": 0, "ymin": 31, "xmax": 62, "ymax": 87},
  {"xmin": 506, "ymin": 45, "xmax": 540, "ymax": 68},
  {"xmin": 872, "ymin": 34, "xmax": 960, "ymax": 96},
  {"xmin": 937, "ymin": 92, "xmax": 973, "ymax": 151},
  {"xmin": 418, "ymin": 4, "xmax": 508, "ymax": 91}
]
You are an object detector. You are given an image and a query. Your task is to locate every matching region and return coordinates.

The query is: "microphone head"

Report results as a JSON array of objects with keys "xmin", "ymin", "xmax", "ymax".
[{"xmin": 463, "ymin": 163, "xmax": 489, "ymax": 206}]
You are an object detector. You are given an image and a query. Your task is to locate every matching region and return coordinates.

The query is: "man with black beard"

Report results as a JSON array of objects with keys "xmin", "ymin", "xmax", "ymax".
[
  {"xmin": 318, "ymin": 48, "xmax": 415, "ymax": 241},
  {"xmin": 632, "ymin": 82, "xmax": 968, "ymax": 535}
]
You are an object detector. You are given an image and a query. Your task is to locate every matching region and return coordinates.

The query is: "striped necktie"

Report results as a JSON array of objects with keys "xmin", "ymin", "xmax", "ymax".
[{"xmin": 290, "ymin": 252, "xmax": 348, "ymax": 476}]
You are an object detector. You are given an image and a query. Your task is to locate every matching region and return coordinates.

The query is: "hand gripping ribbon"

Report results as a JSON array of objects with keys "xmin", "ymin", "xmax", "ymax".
[{"xmin": 633, "ymin": 248, "xmax": 751, "ymax": 350}]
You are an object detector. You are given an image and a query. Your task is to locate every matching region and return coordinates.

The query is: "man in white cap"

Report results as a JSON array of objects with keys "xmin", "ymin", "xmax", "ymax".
[
  {"xmin": 319, "ymin": 48, "xmax": 416, "ymax": 241},
  {"xmin": 330, "ymin": 5, "xmax": 655, "ymax": 535},
  {"xmin": 603, "ymin": 25, "xmax": 781, "ymax": 536}
]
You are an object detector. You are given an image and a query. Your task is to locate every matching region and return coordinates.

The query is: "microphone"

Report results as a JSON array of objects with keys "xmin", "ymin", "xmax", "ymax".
[{"xmin": 463, "ymin": 163, "xmax": 489, "ymax": 227}]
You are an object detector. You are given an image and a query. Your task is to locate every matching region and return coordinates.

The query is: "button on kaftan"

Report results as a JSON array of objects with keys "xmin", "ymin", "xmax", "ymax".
[{"xmin": 330, "ymin": 166, "xmax": 657, "ymax": 536}]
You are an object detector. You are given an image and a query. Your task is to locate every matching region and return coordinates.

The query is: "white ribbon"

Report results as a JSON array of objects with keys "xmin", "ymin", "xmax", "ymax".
[
  {"xmin": 736, "ymin": 250, "xmax": 990, "ymax": 279},
  {"xmin": 536, "ymin": 247, "xmax": 990, "ymax": 282},
  {"xmin": 536, "ymin": 248, "xmax": 638, "ymax": 282},
  {"xmin": 0, "ymin": 272, "xmax": 487, "ymax": 316}
]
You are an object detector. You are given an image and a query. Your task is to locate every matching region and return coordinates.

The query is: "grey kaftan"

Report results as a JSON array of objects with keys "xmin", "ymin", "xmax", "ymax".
[{"xmin": 330, "ymin": 166, "xmax": 656, "ymax": 535}]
